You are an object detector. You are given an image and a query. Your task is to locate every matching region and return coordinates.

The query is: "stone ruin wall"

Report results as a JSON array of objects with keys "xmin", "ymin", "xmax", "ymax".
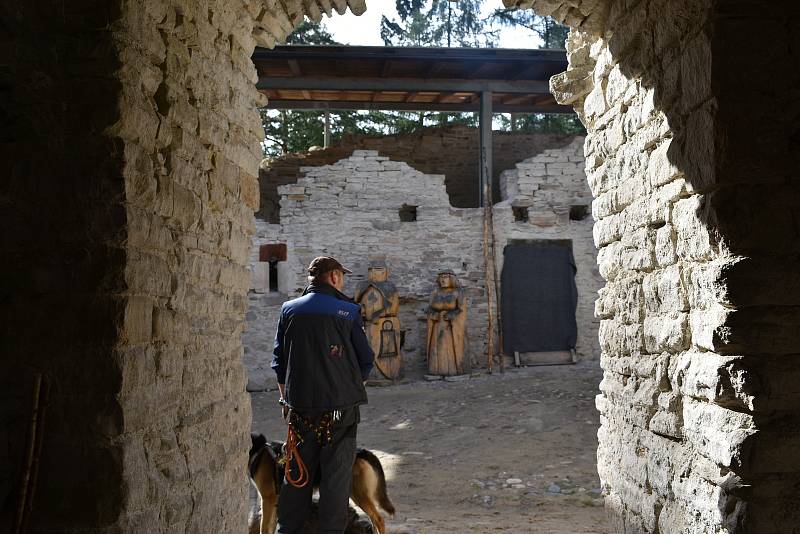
[
  {"xmin": 107, "ymin": 1, "xmax": 267, "ymax": 530},
  {"xmin": 244, "ymin": 137, "xmax": 601, "ymax": 390},
  {"xmin": 494, "ymin": 137, "xmax": 600, "ymax": 362},
  {"xmin": 257, "ymin": 125, "xmax": 579, "ymax": 221},
  {"xmin": 510, "ymin": 0, "xmax": 800, "ymax": 531},
  {"xmin": 4, "ymin": 0, "xmax": 366, "ymax": 532},
  {"xmin": 548, "ymin": 0, "xmax": 753, "ymax": 531},
  {"xmin": 263, "ymin": 151, "xmax": 488, "ymax": 378}
]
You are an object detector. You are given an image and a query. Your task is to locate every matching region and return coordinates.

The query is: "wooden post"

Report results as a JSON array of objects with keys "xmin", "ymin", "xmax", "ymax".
[
  {"xmin": 14, "ymin": 373, "xmax": 49, "ymax": 534},
  {"xmin": 480, "ymin": 92, "xmax": 495, "ymax": 373},
  {"xmin": 479, "ymin": 92, "xmax": 505, "ymax": 374}
]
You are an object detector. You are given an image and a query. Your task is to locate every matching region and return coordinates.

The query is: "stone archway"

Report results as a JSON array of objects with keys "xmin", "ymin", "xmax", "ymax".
[
  {"xmin": 513, "ymin": 0, "xmax": 800, "ymax": 532},
  {"xmin": 4, "ymin": 0, "xmax": 797, "ymax": 532}
]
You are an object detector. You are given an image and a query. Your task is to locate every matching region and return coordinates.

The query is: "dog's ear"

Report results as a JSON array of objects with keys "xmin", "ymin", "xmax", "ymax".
[{"xmin": 250, "ymin": 433, "xmax": 267, "ymax": 452}]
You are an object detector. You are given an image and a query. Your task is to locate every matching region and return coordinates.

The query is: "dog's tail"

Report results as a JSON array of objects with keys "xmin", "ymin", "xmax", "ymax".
[{"xmin": 356, "ymin": 448, "xmax": 395, "ymax": 516}]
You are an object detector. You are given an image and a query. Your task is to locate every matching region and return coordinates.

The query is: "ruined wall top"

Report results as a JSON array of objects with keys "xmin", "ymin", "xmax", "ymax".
[
  {"xmin": 250, "ymin": 0, "xmax": 608, "ymax": 49},
  {"xmin": 249, "ymin": 0, "xmax": 366, "ymax": 47},
  {"xmin": 502, "ymin": 0, "xmax": 610, "ymax": 34}
]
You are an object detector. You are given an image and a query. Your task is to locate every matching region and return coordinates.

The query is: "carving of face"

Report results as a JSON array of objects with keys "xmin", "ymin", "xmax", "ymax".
[
  {"xmin": 437, "ymin": 273, "xmax": 454, "ymax": 288},
  {"xmin": 368, "ymin": 267, "xmax": 388, "ymax": 282}
]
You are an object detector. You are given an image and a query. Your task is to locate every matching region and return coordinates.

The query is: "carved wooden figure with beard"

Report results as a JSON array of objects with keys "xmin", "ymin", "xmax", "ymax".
[{"xmin": 354, "ymin": 266, "xmax": 402, "ymax": 379}]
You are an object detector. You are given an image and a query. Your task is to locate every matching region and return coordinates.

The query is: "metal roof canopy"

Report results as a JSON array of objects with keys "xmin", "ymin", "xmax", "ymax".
[{"xmin": 253, "ymin": 45, "xmax": 570, "ymax": 114}]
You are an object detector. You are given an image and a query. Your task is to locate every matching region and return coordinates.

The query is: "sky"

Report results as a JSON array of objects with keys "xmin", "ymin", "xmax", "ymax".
[{"xmin": 323, "ymin": 0, "xmax": 545, "ymax": 48}]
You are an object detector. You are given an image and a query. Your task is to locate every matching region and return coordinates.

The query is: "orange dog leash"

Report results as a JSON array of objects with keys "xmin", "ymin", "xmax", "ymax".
[{"xmin": 283, "ymin": 418, "xmax": 310, "ymax": 488}]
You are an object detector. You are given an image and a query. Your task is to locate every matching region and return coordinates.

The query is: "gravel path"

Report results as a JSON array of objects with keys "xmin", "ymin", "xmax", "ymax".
[{"xmin": 251, "ymin": 362, "xmax": 609, "ymax": 533}]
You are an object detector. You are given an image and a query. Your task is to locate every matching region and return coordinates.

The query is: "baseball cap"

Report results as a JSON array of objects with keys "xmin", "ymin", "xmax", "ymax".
[{"xmin": 307, "ymin": 256, "xmax": 352, "ymax": 276}]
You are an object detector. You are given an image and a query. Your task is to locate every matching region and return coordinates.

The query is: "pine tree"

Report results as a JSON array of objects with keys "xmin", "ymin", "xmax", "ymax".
[
  {"xmin": 490, "ymin": 7, "xmax": 569, "ymax": 49},
  {"xmin": 381, "ymin": 0, "xmax": 497, "ymax": 48}
]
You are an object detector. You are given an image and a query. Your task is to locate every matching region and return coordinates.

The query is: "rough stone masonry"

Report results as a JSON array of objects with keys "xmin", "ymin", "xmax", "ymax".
[
  {"xmin": 3, "ymin": 0, "xmax": 797, "ymax": 532},
  {"xmin": 245, "ymin": 135, "xmax": 601, "ymax": 390},
  {"xmin": 256, "ymin": 124, "xmax": 579, "ymax": 221},
  {"xmin": 507, "ymin": 0, "xmax": 800, "ymax": 531},
  {"xmin": 5, "ymin": 1, "xmax": 364, "ymax": 532}
]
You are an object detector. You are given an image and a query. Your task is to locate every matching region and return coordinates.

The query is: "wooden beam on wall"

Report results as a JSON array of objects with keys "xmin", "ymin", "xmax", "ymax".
[
  {"xmin": 257, "ymin": 76, "xmax": 550, "ymax": 94},
  {"xmin": 260, "ymin": 99, "xmax": 574, "ymax": 114},
  {"xmin": 287, "ymin": 59, "xmax": 302, "ymax": 76},
  {"xmin": 262, "ymin": 98, "xmax": 573, "ymax": 114}
]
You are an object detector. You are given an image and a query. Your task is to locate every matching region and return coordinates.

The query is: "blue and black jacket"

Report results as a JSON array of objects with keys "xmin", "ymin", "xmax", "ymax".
[{"xmin": 272, "ymin": 283, "xmax": 374, "ymax": 412}]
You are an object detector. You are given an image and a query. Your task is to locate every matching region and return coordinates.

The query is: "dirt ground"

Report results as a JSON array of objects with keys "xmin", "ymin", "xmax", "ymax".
[{"xmin": 250, "ymin": 362, "xmax": 609, "ymax": 534}]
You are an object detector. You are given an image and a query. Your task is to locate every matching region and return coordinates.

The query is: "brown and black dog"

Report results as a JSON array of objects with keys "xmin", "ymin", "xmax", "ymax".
[{"xmin": 248, "ymin": 433, "xmax": 395, "ymax": 534}]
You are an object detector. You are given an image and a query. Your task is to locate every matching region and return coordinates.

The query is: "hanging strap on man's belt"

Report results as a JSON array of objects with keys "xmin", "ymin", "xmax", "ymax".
[
  {"xmin": 281, "ymin": 405, "xmax": 342, "ymax": 488},
  {"xmin": 283, "ymin": 416, "xmax": 309, "ymax": 488}
]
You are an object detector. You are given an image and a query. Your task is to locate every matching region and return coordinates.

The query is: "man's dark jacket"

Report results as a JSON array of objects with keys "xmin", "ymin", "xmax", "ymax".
[{"xmin": 272, "ymin": 283, "xmax": 374, "ymax": 412}]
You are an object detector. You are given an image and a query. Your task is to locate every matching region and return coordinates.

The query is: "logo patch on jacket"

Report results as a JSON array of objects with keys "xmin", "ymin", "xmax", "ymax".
[
  {"xmin": 337, "ymin": 309, "xmax": 350, "ymax": 318},
  {"xmin": 329, "ymin": 344, "xmax": 344, "ymax": 358}
]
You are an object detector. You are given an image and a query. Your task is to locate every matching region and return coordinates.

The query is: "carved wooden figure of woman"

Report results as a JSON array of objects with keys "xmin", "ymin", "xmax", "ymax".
[
  {"xmin": 426, "ymin": 270, "xmax": 468, "ymax": 376},
  {"xmin": 354, "ymin": 266, "xmax": 403, "ymax": 379}
]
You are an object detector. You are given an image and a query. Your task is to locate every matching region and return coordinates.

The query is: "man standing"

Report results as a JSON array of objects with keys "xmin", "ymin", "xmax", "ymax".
[{"xmin": 271, "ymin": 256, "xmax": 374, "ymax": 533}]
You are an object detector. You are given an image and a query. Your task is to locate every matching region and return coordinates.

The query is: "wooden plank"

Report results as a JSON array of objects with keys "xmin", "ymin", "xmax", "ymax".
[
  {"xmin": 516, "ymin": 351, "xmax": 575, "ymax": 366},
  {"xmin": 501, "ymin": 94, "xmax": 532, "ymax": 106},
  {"xmin": 253, "ymin": 44, "xmax": 567, "ymax": 65},
  {"xmin": 425, "ymin": 62, "xmax": 445, "ymax": 78},
  {"xmin": 287, "ymin": 59, "xmax": 303, "ymax": 76},
  {"xmin": 257, "ymin": 75, "xmax": 551, "ymax": 94},
  {"xmin": 261, "ymin": 98, "xmax": 572, "ymax": 114}
]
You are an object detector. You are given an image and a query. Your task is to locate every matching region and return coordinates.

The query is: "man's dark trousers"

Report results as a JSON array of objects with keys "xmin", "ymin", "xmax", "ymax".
[{"xmin": 277, "ymin": 407, "xmax": 359, "ymax": 534}]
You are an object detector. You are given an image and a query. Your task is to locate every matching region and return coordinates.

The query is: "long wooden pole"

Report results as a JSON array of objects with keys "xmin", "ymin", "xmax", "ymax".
[
  {"xmin": 14, "ymin": 373, "xmax": 48, "ymax": 534},
  {"xmin": 480, "ymin": 91, "xmax": 496, "ymax": 373}
]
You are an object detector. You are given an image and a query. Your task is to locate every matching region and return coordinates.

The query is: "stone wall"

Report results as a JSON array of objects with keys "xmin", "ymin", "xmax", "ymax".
[
  {"xmin": 494, "ymin": 137, "xmax": 601, "ymax": 359},
  {"xmin": 255, "ymin": 150, "xmax": 488, "ymax": 379},
  {"xmin": 108, "ymin": 1, "xmax": 267, "ymax": 529},
  {"xmin": 257, "ymin": 125, "xmax": 578, "ymax": 222},
  {"xmin": 246, "ymin": 137, "xmax": 601, "ymax": 387},
  {"xmin": 513, "ymin": 0, "xmax": 800, "ymax": 531},
  {"xmin": 3, "ymin": 0, "xmax": 366, "ymax": 532}
]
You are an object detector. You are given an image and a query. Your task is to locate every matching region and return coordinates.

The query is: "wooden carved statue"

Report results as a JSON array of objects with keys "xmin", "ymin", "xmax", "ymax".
[
  {"xmin": 354, "ymin": 265, "xmax": 403, "ymax": 379},
  {"xmin": 426, "ymin": 270, "xmax": 468, "ymax": 376}
]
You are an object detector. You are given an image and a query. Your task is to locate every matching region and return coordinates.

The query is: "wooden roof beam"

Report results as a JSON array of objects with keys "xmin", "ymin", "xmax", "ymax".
[
  {"xmin": 263, "ymin": 99, "xmax": 573, "ymax": 114},
  {"xmin": 501, "ymin": 94, "xmax": 532, "ymax": 106},
  {"xmin": 257, "ymin": 76, "xmax": 550, "ymax": 94},
  {"xmin": 288, "ymin": 59, "xmax": 303, "ymax": 76}
]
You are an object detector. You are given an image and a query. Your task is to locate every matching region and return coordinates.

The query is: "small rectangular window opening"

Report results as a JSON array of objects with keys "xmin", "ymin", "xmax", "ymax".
[
  {"xmin": 569, "ymin": 205, "xmax": 589, "ymax": 221},
  {"xmin": 259, "ymin": 243, "xmax": 287, "ymax": 293},
  {"xmin": 399, "ymin": 205, "xmax": 417, "ymax": 222},
  {"xmin": 512, "ymin": 206, "xmax": 529, "ymax": 222},
  {"xmin": 268, "ymin": 261, "xmax": 279, "ymax": 292}
]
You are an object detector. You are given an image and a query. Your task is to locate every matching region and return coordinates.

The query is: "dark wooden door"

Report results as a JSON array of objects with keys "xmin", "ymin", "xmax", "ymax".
[{"xmin": 501, "ymin": 241, "xmax": 578, "ymax": 365}]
